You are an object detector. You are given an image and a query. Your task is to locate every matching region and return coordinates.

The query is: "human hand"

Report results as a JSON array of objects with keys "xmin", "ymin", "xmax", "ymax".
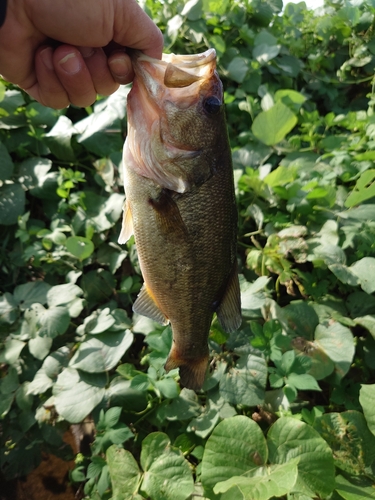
[{"xmin": 0, "ymin": 0, "xmax": 163, "ymax": 108}]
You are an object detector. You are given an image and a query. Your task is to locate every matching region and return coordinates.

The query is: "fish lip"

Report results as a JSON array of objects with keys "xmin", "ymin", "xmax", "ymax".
[
  {"xmin": 130, "ymin": 48, "xmax": 216, "ymax": 70},
  {"xmin": 129, "ymin": 48, "xmax": 217, "ymax": 89}
]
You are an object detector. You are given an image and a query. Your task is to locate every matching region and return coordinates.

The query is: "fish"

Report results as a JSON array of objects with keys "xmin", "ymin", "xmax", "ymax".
[{"xmin": 119, "ymin": 48, "xmax": 241, "ymax": 390}]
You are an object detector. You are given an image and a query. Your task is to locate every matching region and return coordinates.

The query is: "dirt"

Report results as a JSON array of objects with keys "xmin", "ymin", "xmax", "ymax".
[{"xmin": 0, "ymin": 432, "xmax": 83, "ymax": 500}]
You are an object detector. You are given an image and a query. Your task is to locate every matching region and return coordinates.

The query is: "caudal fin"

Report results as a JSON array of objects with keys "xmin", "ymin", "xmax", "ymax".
[{"xmin": 165, "ymin": 345, "xmax": 209, "ymax": 391}]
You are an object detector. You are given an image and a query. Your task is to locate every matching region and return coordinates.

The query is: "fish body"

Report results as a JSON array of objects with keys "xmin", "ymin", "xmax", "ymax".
[{"xmin": 119, "ymin": 49, "xmax": 241, "ymax": 390}]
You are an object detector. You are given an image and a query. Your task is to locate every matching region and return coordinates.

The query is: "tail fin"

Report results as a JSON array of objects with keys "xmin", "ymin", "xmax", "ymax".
[{"xmin": 165, "ymin": 344, "xmax": 208, "ymax": 391}]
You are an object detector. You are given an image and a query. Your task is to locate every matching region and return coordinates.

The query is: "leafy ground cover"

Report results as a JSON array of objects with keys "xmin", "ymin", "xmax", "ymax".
[{"xmin": 1, "ymin": 0, "xmax": 375, "ymax": 498}]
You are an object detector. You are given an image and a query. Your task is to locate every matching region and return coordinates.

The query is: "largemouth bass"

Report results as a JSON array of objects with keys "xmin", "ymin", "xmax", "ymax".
[{"xmin": 119, "ymin": 49, "xmax": 241, "ymax": 390}]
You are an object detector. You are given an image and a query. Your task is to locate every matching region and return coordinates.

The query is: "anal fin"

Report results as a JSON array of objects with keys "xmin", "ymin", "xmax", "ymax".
[
  {"xmin": 216, "ymin": 261, "xmax": 242, "ymax": 333},
  {"xmin": 118, "ymin": 200, "xmax": 133, "ymax": 244},
  {"xmin": 133, "ymin": 284, "xmax": 169, "ymax": 326}
]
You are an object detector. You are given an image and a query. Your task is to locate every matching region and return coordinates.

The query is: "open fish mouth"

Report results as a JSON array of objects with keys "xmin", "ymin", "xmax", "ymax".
[{"xmin": 130, "ymin": 48, "xmax": 217, "ymax": 91}]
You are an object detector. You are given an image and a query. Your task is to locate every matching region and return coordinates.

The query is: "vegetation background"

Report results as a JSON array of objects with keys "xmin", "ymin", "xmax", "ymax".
[{"xmin": 1, "ymin": 0, "xmax": 375, "ymax": 498}]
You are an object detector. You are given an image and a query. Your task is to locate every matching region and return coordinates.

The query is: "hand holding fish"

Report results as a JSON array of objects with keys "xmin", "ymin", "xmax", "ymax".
[{"xmin": 0, "ymin": 0, "xmax": 163, "ymax": 108}]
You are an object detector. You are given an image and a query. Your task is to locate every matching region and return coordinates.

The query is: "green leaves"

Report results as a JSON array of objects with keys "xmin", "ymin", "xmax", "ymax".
[
  {"xmin": 66, "ymin": 236, "xmax": 94, "ymax": 260},
  {"xmin": 107, "ymin": 433, "xmax": 194, "ymax": 500},
  {"xmin": 252, "ymin": 101, "xmax": 298, "ymax": 146},
  {"xmin": 201, "ymin": 416, "xmax": 335, "ymax": 500},
  {"xmin": 268, "ymin": 417, "xmax": 335, "ymax": 497},
  {"xmin": 214, "ymin": 460, "xmax": 299, "ymax": 500},
  {"xmin": 69, "ymin": 330, "xmax": 133, "ymax": 373}
]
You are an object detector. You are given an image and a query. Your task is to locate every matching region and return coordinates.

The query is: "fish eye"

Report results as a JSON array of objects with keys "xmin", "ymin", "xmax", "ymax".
[{"xmin": 203, "ymin": 96, "xmax": 222, "ymax": 115}]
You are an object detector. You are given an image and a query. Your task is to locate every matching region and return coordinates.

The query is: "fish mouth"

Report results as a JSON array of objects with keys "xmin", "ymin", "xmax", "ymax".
[
  {"xmin": 124, "ymin": 49, "xmax": 222, "ymax": 193},
  {"xmin": 130, "ymin": 48, "xmax": 217, "ymax": 91}
]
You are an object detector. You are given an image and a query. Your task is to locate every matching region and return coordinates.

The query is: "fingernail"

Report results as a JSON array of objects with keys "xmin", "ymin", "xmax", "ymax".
[
  {"xmin": 80, "ymin": 47, "xmax": 95, "ymax": 58},
  {"xmin": 58, "ymin": 53, "xmax": 81, "ymax": 74},
  {"xmin": 40, "ymin": 47, "xmax": 53, "ymax": 70},
  {"xmin": 109, "ymin": 56, "xmax": 130, "ymax": 80}
]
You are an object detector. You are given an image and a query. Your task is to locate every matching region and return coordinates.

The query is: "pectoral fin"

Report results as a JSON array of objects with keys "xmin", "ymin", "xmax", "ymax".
[
  {"xmin": 118, "ymin": 200, "xmax": 133, "ymax": 244},
  {"xmin": 216, "ymin": 261, "xmax": 242, "ymax": 333},
  {"xmin": 149, "ymin": 189, "xmax": 189, "ymax": 240},
  {"xmin": 133, "ymin": 284, "xmax": 169, "ymax": 326}
]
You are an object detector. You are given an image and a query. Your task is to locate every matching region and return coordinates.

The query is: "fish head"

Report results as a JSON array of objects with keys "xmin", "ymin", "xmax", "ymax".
[{"xmin": 126, "ymin": 49, "xmax": 227, "ymax": 193}]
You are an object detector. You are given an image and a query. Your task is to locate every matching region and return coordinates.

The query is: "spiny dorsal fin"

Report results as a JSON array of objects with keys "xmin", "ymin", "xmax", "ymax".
[
  {"xmin": 118, "ymin": 200, "xmax": 133, "ymax": 244},
  {"xmin": 216, "ymin": 261, "xmax": 242, "ymax": 333},
  {"xmin": 133, "ymin": 284, "xmax": 169, "ymax": 326}
]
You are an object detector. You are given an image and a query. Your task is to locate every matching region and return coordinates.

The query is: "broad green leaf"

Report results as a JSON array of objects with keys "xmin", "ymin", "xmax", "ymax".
[
  {"xmin": 53, "ymin": 368, "xmax": 106, "ymax": 423},
  {"xmin": 201, "ymin": 416, "xmax": 268, "ymax": 497},
  {"xmin": 81, "ymin": 269, "xmax": 116, "ymax": 304},
  {"xmin": 329, "ymin": 264, "xmax": 360, "ymax": 287},
  {"xmin": 186, "ymin": 404, "xmax": 220, "ymax": 438},
  {"xmin": 226, "ymin": 57, "xmax": 249, "ymax": 83},
  {"xmin": 252, "ymin": 102, "xmax": 297, "ymax": 146},
  {"xmin": 103, "ymin": 407, "xmax": 122, "ymax": 428},
  {"xmin": 140, "ymin": 433, "xmax": 194, "ymax": 500},
  {"xmin": 314, "ymin": 322, "xmax": 354, "ymax": 382},
  {"xmin": 0, "ymin": 183, "xmax": 25, "ymax": 225},
  {"xmin": 47, "ymin": 283, "xmax": 83, "ymax": 308},
  {"xmin": 219, "ymin": 353, "xmax": 267, "ymax": 405},
  {"xmin": 267, "ymin": 417, "xmax": 335, "ymax": 497},
  {"xmin": 85, "ymin": 307, "xmax": 116, "ymax": 334},
  {"xmin": 28, "ymin": 335, "xmax": 52, "ymax": 360},
  {"xmin": 17, "ymin": 158, "xmax": 58, "ymax": 199},
  {"xmin": 0, "ymin": 339, "xmax": 25, "ymax": 365},
  {"xmin": 44, "ymin": 115, "xmax": 76, "ymax": 161},
  {"xmin": 350, "ymin": 257, "xmax": 375, "ymax": 294},
  {"xmin": 275, "ymin": 90, "xmax": 306, "ymax": 113},
  {"xmin": 281, "ymin": 301, "xmax": 319, "ymax": 340},
  {"xmin": 83, "ymin": 191, "xmax": 124, "ymax": 232},
  {"xmin": 154, "ymin": 378, "xmax": 179, "ymax": 399},
  {"xmin": 141, "ymin": 433, "xmax": 170, "ymax": 472},
  {"xmin": 335, "ymin": 474, "xmax": 375, "ymax": 500},
  {"xmin": 69, "ymin": 330, "xmax": 133, "ymax": 373},
  {"xmin": 38, "ymin": 306, "xmax": 70, "ymax": 338},
  {"xmin": 286, "ymin": 373, "xmax": 321, "ymax": 392},
  {"xmin": 338, "ymin": 204, "xmax": 375, "ymax": 220},
  {"xmin": 314, "ymin": 411, "xmax": 375, "ymax": 475},
  {"xmin": 359, "ymin": 384, "xmax": 375, "ymax": 437},
  {"xmin": 0, "ymin": 141, "xmax": 14, "ymax": 180},
  {"xmin": 13, "ymin": 281, "xmax": 51, "ymax": 310},
  {"xmin": 65, "ymin": 236, "xmax": 94, "ymax": 261},
  {"xmin": 214, "ymin": 459, "xmax": 299, "ymax": 500},
  {"xmin": 27, "ymin": 347, "xmax": 70, "ymax": 395},
  {"xmin": 164, "ymin": 388, "xmax": 201, "ymax": 421},
  {"xmin": 253, "ymin": 43, "xmax": 280, "ymax": 64},
  {"xmin": 264, "ymin": 165, "xmax": 296, "ymax": 187},
  {"xmin": 107, "ymin": 445, "xmax": 142, "ymax": 500}
]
